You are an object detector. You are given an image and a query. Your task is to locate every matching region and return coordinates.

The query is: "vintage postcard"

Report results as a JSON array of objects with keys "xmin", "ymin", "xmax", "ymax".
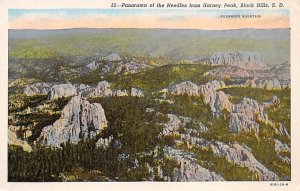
[{"xmin": 0, "ymin": 0, "xmax": 300, "ymax": 190}]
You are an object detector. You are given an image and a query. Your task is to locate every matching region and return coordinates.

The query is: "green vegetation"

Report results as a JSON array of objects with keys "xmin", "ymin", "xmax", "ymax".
[
  {"xmin": 8, "ymin": 96, "xmax": 176, "ymax": 181},
  {"xmin": 76, "ymin": 64, "xmax": 216, "ymax": 92},
  {"xmin": 89, "ymin": 96, "xmax": 164, "ymax": 155},
  {"xmin": 111, "ymin": 64, "xmax": 215, "ymax": 92},
  {"xmin": 149, "ymin": 95, "xmax": 213, "ymax": 125},
  {"xmin": 220, "ymin": 87, "xmax": 290, "ymax": 104},
  {"xmin": 265, "ymin": 95, "xmax": 291, "ymax": 135},
  {"xmin": 8, "ymin": 28, "xmax": 290, "ymax": 182},
  {"xmin": 220, "ymin": 86, "xmax": 291, "ymax": 135},
  {"xmin": 188, "ymin": 146, "xmax": 259, "ymax": 181},
  {"xmin": 8, "ymin": 94, "xmax": 47, "ymax": 113},
  {"xmin": 9, "ymin": 94, "xmax": 71, "ymax": 143},
  {"xmin": 197, "ymin": 109, "xmax": 290, "ymax": 180}
]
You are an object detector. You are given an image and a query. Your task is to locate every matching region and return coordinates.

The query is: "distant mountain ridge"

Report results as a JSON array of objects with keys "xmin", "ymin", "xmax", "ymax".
[{"xmin": 9, "ymin": 28, "xmax": 290, "ymax": 66}]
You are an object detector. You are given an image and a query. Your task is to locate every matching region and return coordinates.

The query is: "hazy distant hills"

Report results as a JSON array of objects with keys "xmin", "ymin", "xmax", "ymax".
[{"xmin": 9, "ymin": 28, "xmax": 290, "ymax": 66}]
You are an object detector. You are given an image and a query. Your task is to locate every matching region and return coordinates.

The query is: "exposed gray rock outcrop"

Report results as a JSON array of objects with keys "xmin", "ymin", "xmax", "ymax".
[
  {"xmin": 87, "ymin": 81, "xmax": 113, "ymax": 97},
  {"xmin": 76, "ymin": 84, "xmax": 91, "ymax": 92},
  {"xmin": 263, "ymin": 95, "xmax": 280, "ymax": 108},
  {"xmin": 276, "ymin": 123, "xmax": 290, "ymax": 139},
  {"xmin": 117, "ymin": 61, "xmax": 148, "ymax": 75},
  {"xmin": 164, "ymin": 147, "xmax": 224, "ymax": 181},
  {"xmin": 247, "ymin": 78, "xmax": 290, "ymax": 90},
  {"xmin": 168, "ymin": 81, "xmax": 199, "ymax": 96},
  {"xmin": 208, "ymin": 66, "xmax": 253, "ymax": 79},
  {"xmin": 162, "ymin": 114, "xmax": 182, "ymax": 135},
  {"xmin": 86, "ymin": 61, "xmax": 98, "ymax": 71},
  {"xmin": 131, "ymin": 88, "xmax": 144, "ymax": 97},
  {"xmin": 214, "ymin": 91, "xmax": 233, "ymax": 113},
  {"xmin": 229, "ymin": 98, "xmax": 264, "ymax": 133},
  {"xmin": 211, "ymin": 141, "xmax": 279, "ymax": 181},
  {"xmin": 198, "ymin": 80, "xmax": 229, "ymax": 115},
  {"xmin": 48, "ymin": 84, "xmax": 76, "ymax": 100},
  {"xmin": 39, "ymin": 95, "xmax": 107, "ymax": 147},
  {"xmin": 167, "ymin": 80, "xmax": 272, "ymax": 134},
  {"xmin": 168, "ymin": 80, "xmax": 228, "ymax": 115},
  {"xmin": 229, "ymin": 113, "xmax": 259, "ymax": 133},
  {"xmin": 274, "ymin": 139, "xmax": 291, "ymax": 164},
  {"xmin": 112, "ymin": 89, "xmax": 128, "ymax": 97},
  {"xmin": 210, "ymin": 52, "xmax": 266, "ymax": 70},
  {"xmin": 161, "ymin": 114, "xmax": 209, "ymax": 136},
  {"xmin": 24, "ymin": 82, "xmax": 52, "ymax": 96},
  {"xmin": 180, "ymin": 134, "xmax": 207, "ymax": 147},
  {"xmin": 172, "ymin": 157, "xmax": 225, "ymax": 181},
  {"xmin": 96, "ymin": 136, "xmax": 113, "ymax": 149}
]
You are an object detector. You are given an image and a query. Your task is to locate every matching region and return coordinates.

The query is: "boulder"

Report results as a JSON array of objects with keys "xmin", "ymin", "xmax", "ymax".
[
  {"xmin": 263, "ymin": 95, "xmax": 280, "ymax": 108},
  {"xmin": 39, "ymin": 95, "xmax": 107, "ymax": 147}
]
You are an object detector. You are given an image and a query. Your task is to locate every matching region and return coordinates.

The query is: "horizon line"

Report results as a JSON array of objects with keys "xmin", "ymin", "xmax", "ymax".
[{"xmin": 9, "ymin": 27, "xmax": 291, "ymax": 31}]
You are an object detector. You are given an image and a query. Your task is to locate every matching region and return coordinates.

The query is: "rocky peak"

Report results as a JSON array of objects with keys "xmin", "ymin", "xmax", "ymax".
[
  {"xmin": 39, "ymin": 95, "xmax": 107, "ymax": 147},
  {"xmin": 198, "ymin": 80, "xmax": 228, "ymax": 115},
  {"xmin": 210, "ymin": 51, "xmax": 266, "ymax": 70}
]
